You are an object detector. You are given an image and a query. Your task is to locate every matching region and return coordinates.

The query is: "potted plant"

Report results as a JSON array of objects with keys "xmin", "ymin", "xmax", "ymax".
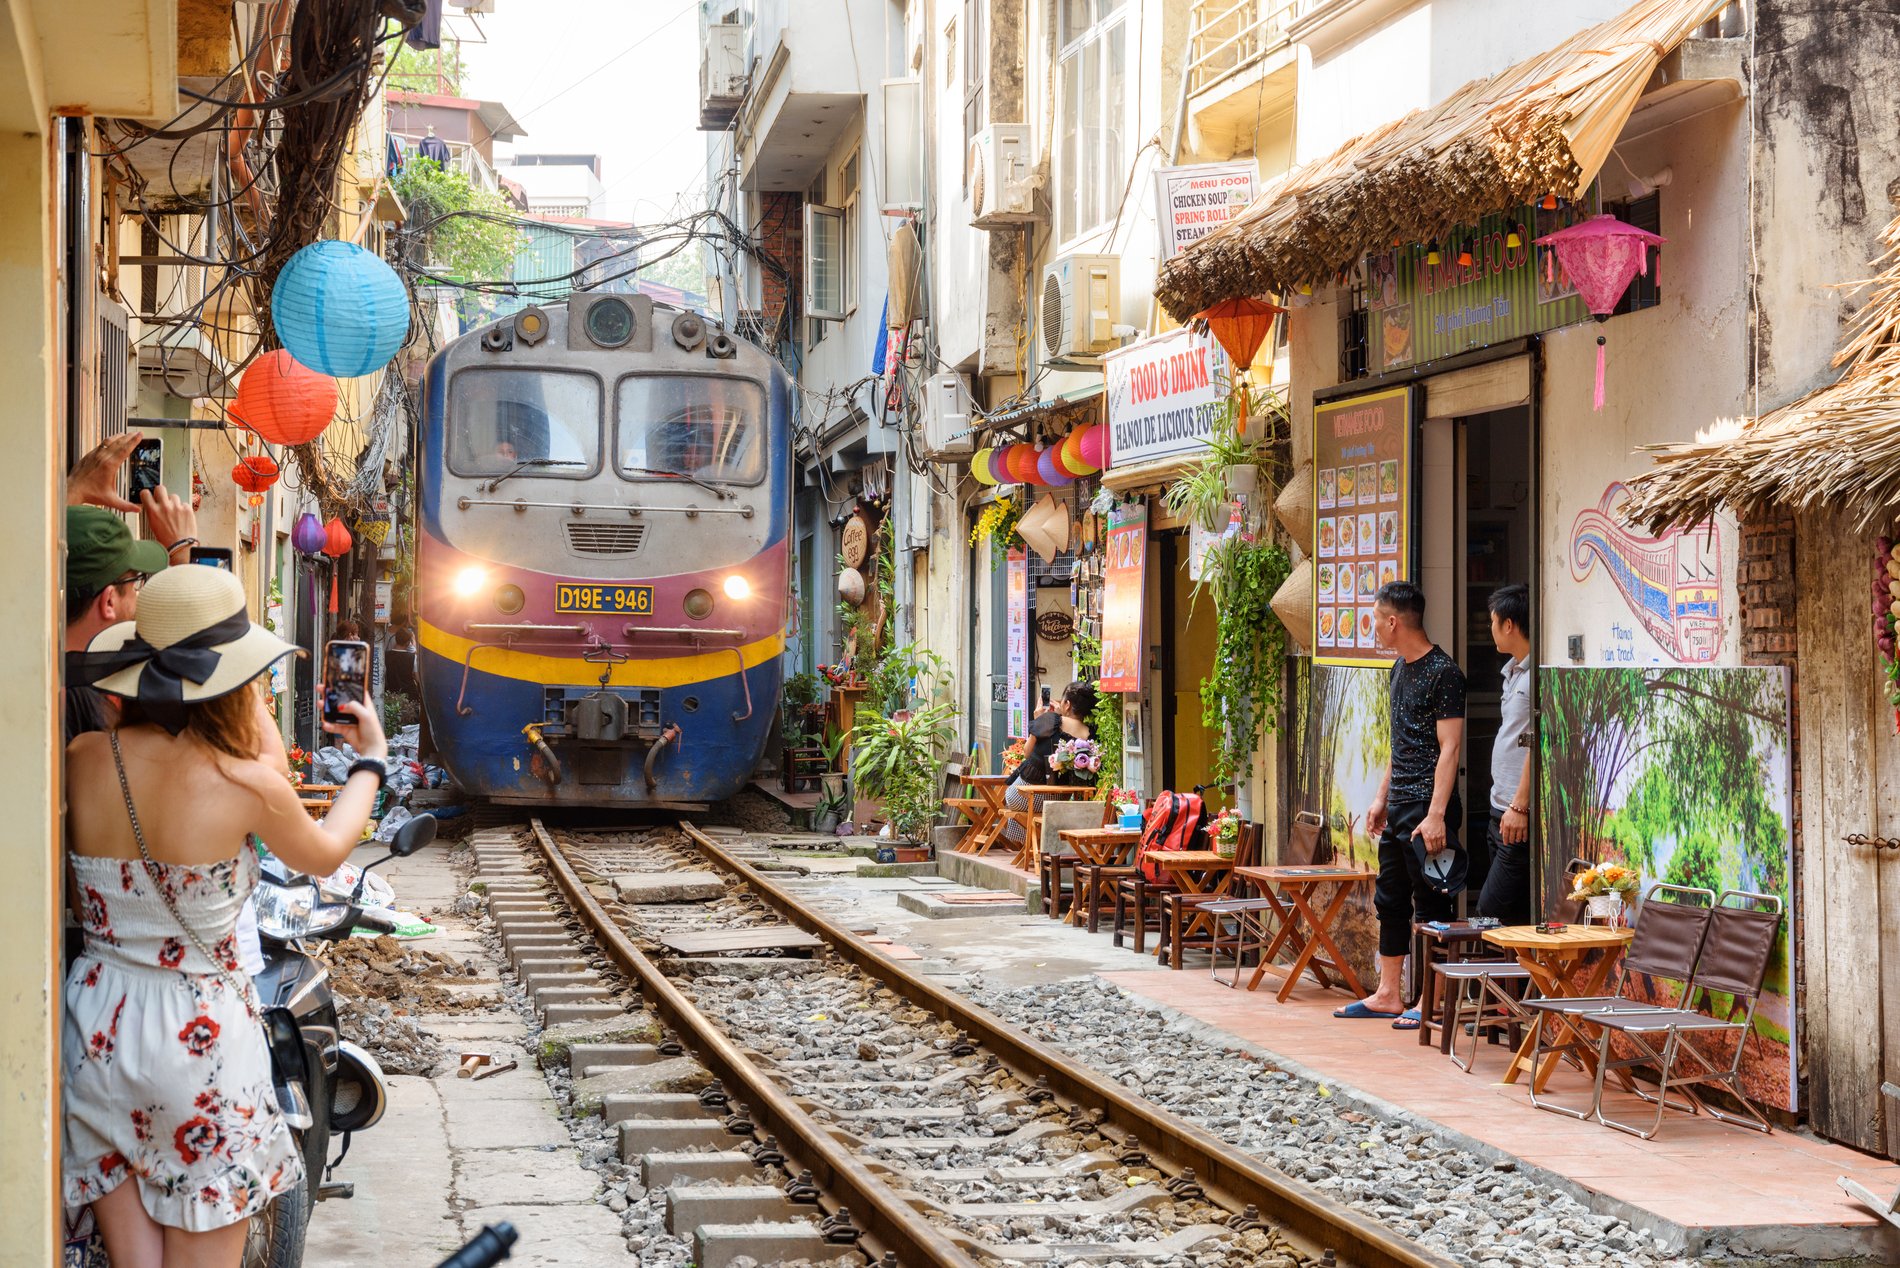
[
  {"xmin": 813, "ymin": 781, "xmax": 850, "ymax": 834},
  {"xmin": 1209, "ymin": 808, "xmax": 1242, "ymax": 858},
  {"xmin": 1569, "ymin": 863, "xmax": 1641, "ymax": 924},
  {"xmin": 852, "ymin": 702, "xmax": 955, "ymax": 848}
]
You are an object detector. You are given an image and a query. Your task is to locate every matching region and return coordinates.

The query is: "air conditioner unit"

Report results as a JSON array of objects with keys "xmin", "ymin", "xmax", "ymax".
[
  {"xmin": 1040, "ymin": 253, "xmax": 1120, "ymax": 360},
  {"xmin": 702, "ymin": 22, "xmax": 747, "ymax": 103},
  {"xmin": 924, "ymin": 372, "xmax": 971, "ymax": 455},
  {"xmin": 969, "ymin": 124, "xmax": 1035, "ymax": 227}
]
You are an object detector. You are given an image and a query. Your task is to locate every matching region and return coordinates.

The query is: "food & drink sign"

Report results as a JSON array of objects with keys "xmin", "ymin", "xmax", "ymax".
[
  {"xmin": 1098, "ymin": 501, "xmax": 1147, "ymax": 692},
  {"xmin": 1314, "ymin": 387, "xmax": 1415, "ymax": 667},
  {"xmin": 1104, "ymin": 328, "xmax": 1232, "ymax": 470}
]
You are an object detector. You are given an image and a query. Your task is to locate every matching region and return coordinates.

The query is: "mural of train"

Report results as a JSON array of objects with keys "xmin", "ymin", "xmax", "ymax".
[{"xmin": 414, "ymin": 295, "xmax": 792, "ymax": 807}]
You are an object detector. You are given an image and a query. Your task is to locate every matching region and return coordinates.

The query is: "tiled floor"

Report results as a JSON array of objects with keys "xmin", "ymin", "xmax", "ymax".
[{"xmin": 1102, "ymin": 968, "xmax": 1900, "ymax": 1253}]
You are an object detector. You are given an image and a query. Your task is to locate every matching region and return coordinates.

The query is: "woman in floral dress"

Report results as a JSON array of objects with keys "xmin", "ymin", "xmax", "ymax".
[
  {"xmin": 64, "ymin": 567, "xmax": 390, "ymax": 1266},
  {"xmin": 1000, "ymin": 680, "xmax": 1099, "ymax": 847}
]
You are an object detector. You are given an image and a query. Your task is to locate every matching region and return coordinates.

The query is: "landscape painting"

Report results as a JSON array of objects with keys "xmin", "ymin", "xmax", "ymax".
[{"xmin": 1539, "ymin": 666, "xmax": 1797, "ymax": 1112}]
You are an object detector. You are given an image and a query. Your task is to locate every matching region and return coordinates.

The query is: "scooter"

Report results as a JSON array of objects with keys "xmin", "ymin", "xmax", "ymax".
[{"xmin": 243, "ymin": 812, "xmax": 440, "ymax": 1268}]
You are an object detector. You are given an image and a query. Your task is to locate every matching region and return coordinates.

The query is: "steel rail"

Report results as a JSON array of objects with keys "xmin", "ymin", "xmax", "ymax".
[
  {"xmin": 678, "ymin": 822, "xmax": 1457, "ymax": 1268},
  {"xmin": 525, "ymin": 819, "xmax": 984, "ymax": 1268}
]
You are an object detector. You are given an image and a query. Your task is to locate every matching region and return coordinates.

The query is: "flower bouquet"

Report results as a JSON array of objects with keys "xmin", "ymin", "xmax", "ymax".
[
  {"xmin": 819, "ymin": 662, "xmax": 851, "ymax": 688},
  {"xmin": 1209, "ymin": 808, "xmax": 1242, "ymax": 857},
  {"xmin": 1000, "ymin": 737, "xmax": 1028, "ymax": 777},
  {"xmin": 1569, "ymin": 863, "xmax": 1641, "ymax": 923},
  {"xmin": 1050, "ymin": 737, "xmax": 1102, "ymax": 781},
  {"xmin": 285, "ymin": 744, "xmax": 310, "ymax": 789}
]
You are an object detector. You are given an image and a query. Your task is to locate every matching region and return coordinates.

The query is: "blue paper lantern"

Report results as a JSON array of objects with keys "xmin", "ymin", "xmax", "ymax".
[{"xmin": 271, "ymin": 241, "xmax": 410, "ymax": 378}]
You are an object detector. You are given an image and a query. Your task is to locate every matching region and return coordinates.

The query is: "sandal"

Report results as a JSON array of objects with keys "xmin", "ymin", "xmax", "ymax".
[
  {"xmin": 1391, "ymin": 1008, "xmax": 1422, "ymax": 1031},
  {"xmin": 1333, "ymin": 1001, "xmax": 1403, "ymax": 1020}
]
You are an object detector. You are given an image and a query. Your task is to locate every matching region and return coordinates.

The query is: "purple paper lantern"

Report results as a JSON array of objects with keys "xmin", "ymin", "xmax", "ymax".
[
  {"xmin": 1037, "ymin": 447, "xmax": 1075, "ymax": 486},
  {"xmin": 292, "ymin": 511, "xmax": 327, "ymax": 555},
  {"xmin": 987, "ymin": 447, "xmax": 1014, "ymax": 484}
]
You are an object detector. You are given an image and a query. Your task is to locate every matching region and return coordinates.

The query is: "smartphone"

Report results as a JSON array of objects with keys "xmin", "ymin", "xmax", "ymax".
[
  {"xmin": 1040, "ymin": 685, "xmax": 1052, "ymax": 707},
  {"xmin": 323, "ymin": 639, "xmax": 370, "ymax": 725},
  {"xmin": 128, "ymin": 439, "xmax": 163, "ymax": 499},
  {"xmin": 189, "ymin": 547, "xmax": 233, "ymax": 570}
]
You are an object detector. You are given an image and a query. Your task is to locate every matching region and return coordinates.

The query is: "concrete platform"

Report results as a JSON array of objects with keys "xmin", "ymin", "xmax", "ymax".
[
  {"xmin": 896, "ymin": 888, "xmax": 1030, "ymax": 918},
  {"xmin": 935, "ymin": 848, "xmax": 1037, "ymax": 897}
]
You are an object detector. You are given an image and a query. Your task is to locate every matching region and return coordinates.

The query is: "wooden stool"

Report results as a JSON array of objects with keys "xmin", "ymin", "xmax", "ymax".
[{"xmin": 1411, "ymin": 921, "xmax": 1495, "ymax": 1046}]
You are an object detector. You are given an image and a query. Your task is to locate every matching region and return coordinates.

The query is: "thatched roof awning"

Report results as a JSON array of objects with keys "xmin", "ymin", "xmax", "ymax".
[
  {"xmin": 1154, "ymin": 0, "xmax": 1727, "ymax": 320},
  {"xmin": 1622, "ymin": 213, "xmax": 1900, "ymax": 533}
]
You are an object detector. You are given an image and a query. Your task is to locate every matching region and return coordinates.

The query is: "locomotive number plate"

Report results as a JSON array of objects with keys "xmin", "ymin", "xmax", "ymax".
[{"xmin": 555, "ymin": 583, "xmax": 654, "ymax": 615}]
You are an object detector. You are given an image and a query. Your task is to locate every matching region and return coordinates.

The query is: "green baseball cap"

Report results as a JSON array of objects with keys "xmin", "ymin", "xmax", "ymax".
[{"xmin": 67, "ymin": 506, "xmax": 171, "ymax": 594}]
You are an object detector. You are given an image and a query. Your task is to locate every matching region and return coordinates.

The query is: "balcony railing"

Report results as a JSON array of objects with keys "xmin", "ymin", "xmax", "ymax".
[{"xmin": 1188, "ymin": 0, "xmax": 1300, "ymax": 98}]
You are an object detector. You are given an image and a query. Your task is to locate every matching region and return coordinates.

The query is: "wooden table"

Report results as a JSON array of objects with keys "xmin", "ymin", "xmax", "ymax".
[
  {"xmin": 1059, "ymin": 827, "xmax": 1141, "ymax": 925},
  {"xmin": 1148, "ymin": 850, "xmax": 1237, "ymax": 956},
  {"xmin": 299, "ymin": 783, "xmax": 344, "ymax": 820},
  {"xmin": 1484, "ymin": 924, "xmax": 1635, "ymax": 1092},
  {"xmin": 1224, "ymin": 865, "xmax": 1374, "ymax": 1001},
  {"xmin": 954, "ymin": 775, "xmax": 1013, "ymax": 855},
  {"xmin": 1008, "ymin": 784, "xmax": 1094, "ymax": 870}
]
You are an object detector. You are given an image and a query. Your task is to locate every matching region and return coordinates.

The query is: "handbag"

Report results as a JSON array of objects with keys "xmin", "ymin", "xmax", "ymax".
[
  {"xmin": 1289, "ymin": 810, "xmax": 1326, "ymax": 865},
  {"xmin": 63, "ymin": 1210, "xmax": 108, "ymax": 1268}
]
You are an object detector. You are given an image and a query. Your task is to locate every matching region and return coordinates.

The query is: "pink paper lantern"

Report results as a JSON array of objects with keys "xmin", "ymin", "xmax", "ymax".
[
  {"xmin": 1037, "ymin": 447, "xmax": 1075, "ymax": 486},
  {"xmin": 1058, "ymin": 428, "xmax": 1097, "ymax": 476},
  {"xmin": 988, "ymin": 447, "xmax": 1014, "ymax": 484},
  {"xmin": 1076, "ymin": 424, "xmax": 1106, "ymax": 471},
  {"xmin": 1534, "ymin": 214, "xmax": 1665, "ymax": 411}
]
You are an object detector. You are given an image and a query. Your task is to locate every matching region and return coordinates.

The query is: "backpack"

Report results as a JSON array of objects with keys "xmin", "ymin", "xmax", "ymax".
[{"xmin": 1136, "ymin": 790, "xmax": 1206, "ymax": 882}]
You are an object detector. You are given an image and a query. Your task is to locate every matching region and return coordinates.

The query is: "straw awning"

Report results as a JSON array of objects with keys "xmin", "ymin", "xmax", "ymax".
[
  {"xmin": 1622, "ymin": 212, "xmax": 1900, "ymax": 533},
  {"xmin": 1154, "ymin": 0, "xmax": 1728, "ymax": 320}
]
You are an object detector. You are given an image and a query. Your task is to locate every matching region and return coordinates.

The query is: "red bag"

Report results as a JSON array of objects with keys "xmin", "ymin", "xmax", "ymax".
[{"xmin": 1136, "ymin": 790, "xmax": 1206, "ymax": 883}]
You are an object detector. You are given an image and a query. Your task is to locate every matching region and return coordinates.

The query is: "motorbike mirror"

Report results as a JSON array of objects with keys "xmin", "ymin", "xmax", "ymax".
[{"xmin": 391, "ymin": 813, "xmax": 439, "ymax": 858}]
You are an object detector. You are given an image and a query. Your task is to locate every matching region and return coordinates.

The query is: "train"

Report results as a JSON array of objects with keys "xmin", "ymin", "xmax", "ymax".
[{"xmin": 413, "ymin": 294, "xmax": 792, "ymax": 807}]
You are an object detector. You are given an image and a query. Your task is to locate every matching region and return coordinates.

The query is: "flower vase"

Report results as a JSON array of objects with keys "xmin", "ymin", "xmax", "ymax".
[
  {"xmin": 1216, "ymin": 837, "xmax": 1238, "ymax": 859},
  {"xmin": 1586, "ymin": 893, "xmax": 1625, "ymax": 925}
]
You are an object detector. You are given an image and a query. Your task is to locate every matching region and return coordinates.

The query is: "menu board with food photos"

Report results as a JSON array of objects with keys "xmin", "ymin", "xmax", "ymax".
[{"xmin": 1313, "ymin": 386, "xmax": 1415, "ymax": 667}]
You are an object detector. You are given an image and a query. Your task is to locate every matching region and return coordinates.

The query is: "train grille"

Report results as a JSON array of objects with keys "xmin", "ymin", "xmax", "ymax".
[{"xmin": 564, "ymin": 522, "xmax": 647, "ymax": 556}]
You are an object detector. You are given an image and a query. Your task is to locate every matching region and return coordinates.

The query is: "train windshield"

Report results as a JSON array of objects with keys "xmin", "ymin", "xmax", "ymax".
[
  {"xmin": 447, "ymin": 368, "xmax": 600, "ymax": 478},
  {"xmin": 615, "ymin": 376, "xmax": 765, "ymax": 486}
]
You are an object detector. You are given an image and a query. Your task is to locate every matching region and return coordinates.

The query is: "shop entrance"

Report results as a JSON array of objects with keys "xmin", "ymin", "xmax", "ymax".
[
  {"xmin": 1419, "ymin": 405, "xmax": 1534, "ymax": 857},
  {"xmin": 1159, "ymin": 532, "xmax": 1219, "ymax": 795}
]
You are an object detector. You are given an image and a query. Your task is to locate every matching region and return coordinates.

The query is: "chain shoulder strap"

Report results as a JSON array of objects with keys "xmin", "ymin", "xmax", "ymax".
[{"xmin": 107, "ymin": 730, "xmax": 261, "ymax": 1023}]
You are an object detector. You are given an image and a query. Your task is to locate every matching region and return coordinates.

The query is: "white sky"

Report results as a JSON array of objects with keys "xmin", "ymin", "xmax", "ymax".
[{"xmin": 458, "ymin": 0, "xmax": 707, "ymax": 224}]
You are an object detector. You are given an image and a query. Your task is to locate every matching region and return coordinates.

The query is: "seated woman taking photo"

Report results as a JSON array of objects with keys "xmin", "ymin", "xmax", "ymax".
[
  {"xmin": 63, "ymin": 566, "xmax": 392, "ymax": 1267},
  {"xmin": 1000, "ymin": 680, "xmax": 1099, "ymax": 848}
]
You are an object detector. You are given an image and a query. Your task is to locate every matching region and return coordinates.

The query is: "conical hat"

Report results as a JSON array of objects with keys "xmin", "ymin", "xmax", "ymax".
[{"xmin": 1017, "ymin": 494, "xmax": 1071, "ymax": 564}]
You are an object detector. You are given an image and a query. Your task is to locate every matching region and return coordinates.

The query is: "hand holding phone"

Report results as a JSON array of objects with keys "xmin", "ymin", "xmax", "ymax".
[{"xmin": 323, "ymin": 639, "xmax": 370, "ymax": 725}]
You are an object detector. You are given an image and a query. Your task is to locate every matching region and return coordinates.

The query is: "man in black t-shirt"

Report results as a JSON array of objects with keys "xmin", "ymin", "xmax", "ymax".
[{"xmin": 1335, "ymin": 581, "xmax": 1466, "ymax": 1025}]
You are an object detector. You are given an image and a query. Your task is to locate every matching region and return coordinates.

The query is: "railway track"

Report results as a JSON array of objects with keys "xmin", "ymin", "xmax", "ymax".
[{"xmin": 473, "ymin": 817, "xmax": 1455, "ymax": 1268}]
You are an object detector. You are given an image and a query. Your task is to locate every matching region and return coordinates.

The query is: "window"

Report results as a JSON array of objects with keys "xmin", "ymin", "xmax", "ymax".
[
  {"xmin": 840, "ymin": 147, "xmax": 860, "ymax": 315},
  {"xmin": 616, "ymin": 376, "xmax": 766, "ymax": 486},
  {"xmin": 1606, "ymin": 191, "xmax": 1663, "ymax": 315},
  {"xmin": 1057, "ymin": 0, "xmax": 1127, "ymax": 243},
  {"xmin": 806, "ymin": 170, "xmax": 837, "ymax": 342},
  {"xmin": 962, "ymin": 0, "xmax": 986, "ymax": 196},
  {"xmin": 447, "ymin": 368, "xmax": 600, "ymax": 478}
]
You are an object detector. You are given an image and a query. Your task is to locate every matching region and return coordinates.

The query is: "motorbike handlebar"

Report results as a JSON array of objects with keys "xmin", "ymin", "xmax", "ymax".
[
  {"xmin": 352, "ymin": 909, "xmax": 399, "ymax": 936},
  {"xmin": 435, "ymin": 1222, "xmax": 516, "ymax": 1268}
]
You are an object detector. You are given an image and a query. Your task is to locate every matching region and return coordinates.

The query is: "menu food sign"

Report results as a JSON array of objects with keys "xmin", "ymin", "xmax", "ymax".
[
  {"xmin": 1098, "ymin": 501, "xmax": 1147, "ymax": 692},
  {"xmin": 1153, "ymin": 161, "xmax": 1258, "ymax": 263},
  {"xmin": 1365, "ymin": 197, "xmax": 1593, "ymax": 374},
  {"xmin": 1007, "ymin": 550, "xmax": 1030, "ymax": 739},
  {"xmin": 1314, "ymin": 387, "xmax": 1415, "ymax": 667}
]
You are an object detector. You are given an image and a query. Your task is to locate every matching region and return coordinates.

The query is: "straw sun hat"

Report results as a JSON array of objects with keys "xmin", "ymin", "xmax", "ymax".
[{"xmin": 84, "ymin": 565, "xmax": 299, "ymax": 709}]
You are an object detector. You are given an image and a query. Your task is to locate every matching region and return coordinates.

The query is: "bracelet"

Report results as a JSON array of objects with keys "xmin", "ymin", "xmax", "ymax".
[
  {"xmin": 166, "ymin": 537, "xmax": 198, "ymax": 554},
  {"xmin": 1508, "ymin": 804, "xmax": 1528, "ymax": 814},
  {"xmin": 346, "ymin": 758, "xmax": 388, "ymax": 788}
]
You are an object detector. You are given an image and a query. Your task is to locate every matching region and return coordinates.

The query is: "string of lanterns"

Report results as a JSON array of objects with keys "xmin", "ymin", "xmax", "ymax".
[{"xmin": 970, "ymin": 423, "xmax": 1106, "ymax": 489}]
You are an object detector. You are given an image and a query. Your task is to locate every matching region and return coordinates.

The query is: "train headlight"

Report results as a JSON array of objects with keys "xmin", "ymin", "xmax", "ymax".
[
  {"xmin": 494, "ymin": 583, "xmax": 525, "ymax": 614},
  {"xmin": 721, "ymin": 574, "xmax": 751, "ymax": 601},
  {"xmin": 683, "ymin": 588, "xmax": 715, "ymax": 620},
  {"xmin": 453, "ymin": 566, "xmax": 488, "ymax": 598},
  {"xmin": 584, "ymin": 297, "xmax": 635, "ymax": 348}
]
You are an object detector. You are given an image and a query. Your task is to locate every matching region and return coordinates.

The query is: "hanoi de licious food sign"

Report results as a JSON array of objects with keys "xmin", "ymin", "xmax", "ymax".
[{"xmin": 1314, "ymin": 387, "xmax": 1415, "ymax": 667}]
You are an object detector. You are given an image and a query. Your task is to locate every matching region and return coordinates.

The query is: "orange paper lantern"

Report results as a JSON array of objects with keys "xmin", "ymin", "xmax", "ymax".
[
  {"xmin": 1004, "ymin": 444, "xmax": 1041, "ymax": 485},
  {"xmin": 321, "ymin": 516, "xmax": 353, "ymax": 558},
  {"xmin": 232, "ymin": 349, "xmax": 337, "ymax": 446},
  {"xmin": 1193, "ymin": 297, "xmax": 1284, "ymax": 374},
  {"xmin": 232, "ymin": 455, "xmax": 280, "ymax": 493}
]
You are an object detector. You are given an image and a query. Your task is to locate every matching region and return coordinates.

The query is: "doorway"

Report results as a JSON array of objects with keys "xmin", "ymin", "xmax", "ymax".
[{"xmin": 1158, "ymin": 532, "xmax": 1219, "ymax": 794}]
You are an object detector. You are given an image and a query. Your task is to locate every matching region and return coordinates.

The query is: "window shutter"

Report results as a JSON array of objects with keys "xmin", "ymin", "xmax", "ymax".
[{"xmin": 804, "ymin": 204, "xmax": 846, "ymax": 322}]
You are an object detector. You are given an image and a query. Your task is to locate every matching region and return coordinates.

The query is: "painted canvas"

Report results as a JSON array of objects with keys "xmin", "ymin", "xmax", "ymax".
[
  {"xmin": 1539, "ymin": 666, "xmax": 1796, "ymax": 1111},
  {"xmin": 1569, "ymin": 482, "xmax": 1723, "ymax": 663}
]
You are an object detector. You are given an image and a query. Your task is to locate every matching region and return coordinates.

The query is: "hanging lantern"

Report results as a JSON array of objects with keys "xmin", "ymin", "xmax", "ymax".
[
  {"xmin": 1076, "ymin": 424, "xmax": 1106, "ymax": 472},
  {"xmin": 232, "ymin": 350, "xmax": 337, "ymax": 446},
  {"xmin": 970, "ymin": 446, "xmax": 998, "ymax": 486},
  {"xmin": 292, "ymin": 512, "xmax": 326, "ymax": 555},
  {"xmin": 1057, "ymin": 429, "xmax": 1096, "ymax": 477},
  {"xmin": 988, "ymin": 447, "xmax": 1014, "ymax": 484},
  {"xmin": 231, "ymin": 454, "xmax": 280, "ymax": 493},
  {"xmin": 1005, "ymin": 444, "xmax": 1042, "ymax": 485},
  {"xmin": 1534, "ymin": 214, "xmax": 1666, "ymax": 411},
  {"xmin": 271, "ymin": 240, "xmax": 411, "ymax": 378},
  {"xmin": 1191, "ymin": 297, "xmax": 1283, "ymax": 376},
  {"xmin": 321, "ymin": 516, "xmax": 354, "ymax": 558},
  {"xmin": 247, "ymin": 493, "xmax": 267, "ymax": 508},
  {"xmin": 1036, "ymin": 447, "xmax": 1075, "ymax": 487}
]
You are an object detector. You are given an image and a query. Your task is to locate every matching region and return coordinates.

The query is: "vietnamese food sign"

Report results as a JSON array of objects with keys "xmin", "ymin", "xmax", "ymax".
[
  {"xmin": 1366, "ymin": 198, "xmax": 1594, "ymax": 373},
  {"xmin": 1314, "ymin": 386, "xmax": 1415, "ymax": 668},
  {"xmin": 1104, "ymin": 328, "xmax": 1232, "ymax": 469},
  {"xmin": 1007, "ymin": 549, "xmax": 1030, "ymax": 739},
  {"xmin": 1153, "ymin": 161, "xmax": 1258, "ymax": 262},
  {"xmin": 1098, "ymin": 501, "xmax": 1147, "ymax": 693}
]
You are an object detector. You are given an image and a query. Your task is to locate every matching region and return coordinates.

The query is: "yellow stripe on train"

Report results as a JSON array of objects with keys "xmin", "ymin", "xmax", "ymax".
[{"xmin": 417, "ymin": 620, "xmax": 785, "ymax": 689}]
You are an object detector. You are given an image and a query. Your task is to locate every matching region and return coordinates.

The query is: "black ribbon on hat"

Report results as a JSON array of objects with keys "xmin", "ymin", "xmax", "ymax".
[{"xmin": 74, "ymin": 607, "xmax": 255, "ymax": 733}]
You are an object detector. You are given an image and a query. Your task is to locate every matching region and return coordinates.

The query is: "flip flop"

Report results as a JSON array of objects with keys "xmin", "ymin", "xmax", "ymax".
[
  {"xmin": 1333, "ymin": 1001, "xmax": 1403, "ymax": 1020},
  {"xmin": 1391, "ymin": 1008, "xmax": 1422, "ymax": 1031}
]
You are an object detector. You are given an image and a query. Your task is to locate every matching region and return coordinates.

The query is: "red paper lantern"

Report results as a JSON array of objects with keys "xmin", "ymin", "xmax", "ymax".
[
  {"xmin": 1193, "ymin": 297, "xmax": 1284, "ymax": 374},
  {"xmin": 321, "ymin": 516, "xmax": 353, "ymax": 558},
  {"xmin": 232, "ymin": 349, "xmax": 337, "ymax": 446},
  {"xmin": 231, "ymin": 455, "xmax": 280, "ymax": 493},
  {"xmin": 1005, "ymin": 444, "xmax": 1042, "ymax": 485}
]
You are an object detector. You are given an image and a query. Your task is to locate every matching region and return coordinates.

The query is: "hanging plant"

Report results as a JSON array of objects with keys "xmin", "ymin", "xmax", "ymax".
[
  {"xmin": 1162, "ymin": 379, "xmax": 1290, "ymax": 531},
  {"xmin": 969, "ymin": 491, "xmax": 1023, "ymax": 561},
  {"xmin": 1199, "ymin": 534, "xmax": 1294, "ymax": 786},
  {"xmin": 1873, "ymin": 535, "xmax": 1900, "ymax": 727},
  {"xmin": 1089, "ymin": 689, "xmax": 1123, "ymax": 798}
]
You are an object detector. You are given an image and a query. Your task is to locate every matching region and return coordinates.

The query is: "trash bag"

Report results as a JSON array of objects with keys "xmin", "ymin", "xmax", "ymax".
[
  {"xmin": 322, "ymin": 859, "xmax": 395, "ymax": 909},
  {"xmin": 372, "ymin": 803, "xmax": 413, "ymax": 843}
]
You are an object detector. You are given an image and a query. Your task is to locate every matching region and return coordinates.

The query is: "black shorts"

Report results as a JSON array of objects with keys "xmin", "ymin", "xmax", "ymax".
[{"xmin": 1374, "ymin": 797, "xmax": 1461, "ymax": 958}]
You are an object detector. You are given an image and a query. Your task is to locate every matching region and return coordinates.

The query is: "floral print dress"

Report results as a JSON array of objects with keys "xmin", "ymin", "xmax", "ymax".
[{"xmin": 62, "ymin": 849, "xmax": 303, "ymax": 1230}]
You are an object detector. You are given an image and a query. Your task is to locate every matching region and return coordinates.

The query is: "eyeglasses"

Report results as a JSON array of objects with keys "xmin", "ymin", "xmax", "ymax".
[{"xmin": 111, "ymin": 572, "xmax": 150, "ymax": 592}]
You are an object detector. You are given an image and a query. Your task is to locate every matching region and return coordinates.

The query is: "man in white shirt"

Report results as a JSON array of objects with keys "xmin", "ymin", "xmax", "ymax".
[{"xmin": 1478, "ymin": 584, "xmax": 1534, "ymax": 925}]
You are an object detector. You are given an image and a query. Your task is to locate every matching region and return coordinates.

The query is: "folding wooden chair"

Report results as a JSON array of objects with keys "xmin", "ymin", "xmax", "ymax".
[
  {"xmin": 1581, "ymin": 889, "xmax": 1783, "ymax": 1139},
  {"xmin": 1523, "ymin": 883, "xmax": 1715, "ymax": 1119},
  {"xmin": 1839, "ymin": 1083, "xmax": 1900, "ymax": 1229},
  {"xmin": 1159, "ymin": 822, "xmax": 1258, "ymax": 969}
]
